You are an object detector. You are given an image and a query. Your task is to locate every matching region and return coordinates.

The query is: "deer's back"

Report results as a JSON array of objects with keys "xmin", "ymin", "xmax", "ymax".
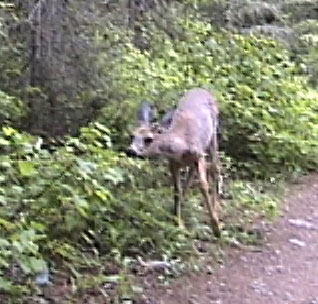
[{"xmin": 168, "ymin": 89, "xmax": 217, "ymax": 153}]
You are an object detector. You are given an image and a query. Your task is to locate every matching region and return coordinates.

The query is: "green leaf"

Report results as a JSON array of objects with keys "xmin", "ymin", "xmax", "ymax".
[
  {"xmin": 0, "ymin": 276, "xmax": 13, "ymax": 292},
  {"xmin": 29, "ymin": 257, "xmax": 47, "ymax": 273},
  {"xmin": 2, "ymin": 127, "xmax": 16, "ymax": 137},
  {"xmin": 74, "ymin": 197, "xmax": 89, "ymax": 209},
  {"xmin": 104, "ymin": 275, "xmax": 121, "ymax": 283},
  {"xmin": 18, "ymin": 161, "xmax": 36, "ymax": 176},
  {"xmin": 0, "ymin": 239, "xmax": 10, "ymax": 247},
  {"xmin": 0, "ymin": 138, "xmax": 10, "ymax": 146}
]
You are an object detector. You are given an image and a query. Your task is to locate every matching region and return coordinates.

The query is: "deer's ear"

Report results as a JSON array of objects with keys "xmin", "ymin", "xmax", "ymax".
[
  {"xmin": 159, "ymin": 109, "xmax": 175, "ymax": 129},
  {"xmin": 137, "ymin": 102, "xmax": 157, "ymax": 125}
]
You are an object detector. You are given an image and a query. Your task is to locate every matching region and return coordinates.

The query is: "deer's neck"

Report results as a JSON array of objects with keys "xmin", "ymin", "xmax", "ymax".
[{"xmin": 144, "ymin": 131, "xmax": 193, "ymax": 163}]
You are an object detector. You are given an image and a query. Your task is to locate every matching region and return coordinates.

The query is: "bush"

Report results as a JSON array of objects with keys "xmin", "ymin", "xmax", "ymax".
[
  {"xmin": 0, "ymin": 125, "xmax": 193, "ymax": 294},
  {"xmin": 100, "ymin": 19, "xmax": 318, "ymax": 177},
  {"xmin": 0, "ymin": 125, "xmax": 280, "ymax": 298},
  {"xmin": 1, "ymin": 8, "xmax": 318, "ymax": 300},
  {"xmin": 0, "ymin": 90, "xmax": 25, "ymax": 126}
]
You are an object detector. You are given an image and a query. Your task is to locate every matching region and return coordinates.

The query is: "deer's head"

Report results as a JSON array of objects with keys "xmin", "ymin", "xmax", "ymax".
[{"xmin": 127, "ymin": 103, "xmax": 175, "ymax": 157}]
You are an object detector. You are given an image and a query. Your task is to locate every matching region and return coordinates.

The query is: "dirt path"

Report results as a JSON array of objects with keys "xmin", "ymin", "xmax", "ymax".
[{"xmin": 153, "ymin": 174, "xmax": 318, "ymax": 304}]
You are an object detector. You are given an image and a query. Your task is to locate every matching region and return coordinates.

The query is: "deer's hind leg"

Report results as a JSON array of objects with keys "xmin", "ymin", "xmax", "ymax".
[
  {"xmin": 183, "ymin": 165, "xmax": 195, "ymax": 198},
  {"xmin": 197, "ymin": 156, "xmax": 221, "ymax": 237},
  {"xmin": 208, "ymin": 135, "xmax": 222, "ymax": 216}
]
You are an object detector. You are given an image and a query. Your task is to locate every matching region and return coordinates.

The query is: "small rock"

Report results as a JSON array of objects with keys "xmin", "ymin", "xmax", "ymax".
[
  {"xmin": 289, "ymin": 238, "xmax": 306, "ymax": 247},
  {"xmin": 35, "ymin": 270, "xmax": 51, "ymax": 286},
  {"xmin": 264, "ymin": 265, "xmax": 284, "ymax": 275},
  {"xmin": 206, "ymin": 265, "xmax": 214, "ymax": 275},
  {"xmin": 264, "ymin": 266, "xmax": 274, "ymax": 275},
  {"xmin": 166, "ymin": 289, "xmax": 174, "ymax": 296},
  {"xmin": 195, "ymin": 241, "xmax": 209, "ymax": 253},
  {"xmin": 139, "ymin": 259, "xmax": 171, "ymax": 270},
  {"xmin": 288, "ymin": 219, "xmax": 315, "ymax": 230},
  {"xmin": 240, "ymin": 256, "xmax": 248, "ymax": 262},
  {"xmin": 275, "ymin": 265, "xmax": 284, "ymax": 273},
  {"xmin": 189, "ymin": 295, "xmax": 199, "ymax": 304},
  {"xmin": 284, "ymin": 291, "xmax": 294, "ymax": 301},
  {"xmin": 138, "ymin": 295, "xmax": 157, "ymax": 304},
  {"xmin": 250, "ymin": 280, "xmax": 271, "ymax": 296}
]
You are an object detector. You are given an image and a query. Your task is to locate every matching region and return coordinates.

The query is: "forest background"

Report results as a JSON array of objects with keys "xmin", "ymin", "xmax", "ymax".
[{"xmin": 0, "ymin": 0, "xmax": 318, "ymax": 302}]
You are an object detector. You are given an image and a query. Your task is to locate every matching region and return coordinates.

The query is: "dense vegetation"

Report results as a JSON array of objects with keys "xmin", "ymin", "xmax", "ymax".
[{"xmin": 0, "ymin": 0, "xmax": 318, "ymax": 302}]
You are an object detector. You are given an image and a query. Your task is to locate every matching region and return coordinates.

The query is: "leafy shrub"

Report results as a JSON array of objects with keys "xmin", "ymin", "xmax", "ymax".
[
  {"xmin": 0, "ymin": 125, "xmax": 192, "ymax": 294},
  {"xmin": 222, "ymin": 179, "xmax": 281, "ymax": 245},
  {"xmin": 293, "ymin": 20, "xmax": 318, "ymax": 87},
  {"xmin": 100, "ymin": 19, "xmax": 318, "ymax": 177},
  {"xmin": 1, "ymin": 7, "xmax": 318, "ymax": 300},
  {"xmin": 0, "ymin": 124, "xmax": 280, "ymax": 298},
  {"xmin": 0, "ymin": 91, "xmax": 25, "ymax": 126}
]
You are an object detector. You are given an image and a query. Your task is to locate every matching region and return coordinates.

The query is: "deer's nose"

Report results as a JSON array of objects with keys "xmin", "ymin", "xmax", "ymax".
[{"xmin": 126, "ymin": 148, "xmax": 137, "ymax": 157}]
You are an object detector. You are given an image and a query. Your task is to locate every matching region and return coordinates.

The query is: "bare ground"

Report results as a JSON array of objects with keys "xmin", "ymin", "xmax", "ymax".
[{"xmin": 149, "ymin": 173, "xmax": 318, "ymax": 304}]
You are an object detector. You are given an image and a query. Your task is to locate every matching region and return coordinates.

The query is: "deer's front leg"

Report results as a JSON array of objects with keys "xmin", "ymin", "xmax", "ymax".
[
  {"xmin": 183, "ymin": 165, "xmax": 195, "ymax": 198},
  {"xmin": 169, "ymin": 161, "xmax": 183, "ymax": 229},
  {"xmin": 197, "ymin": 157, "xmax": 221, "ymax": 237}
]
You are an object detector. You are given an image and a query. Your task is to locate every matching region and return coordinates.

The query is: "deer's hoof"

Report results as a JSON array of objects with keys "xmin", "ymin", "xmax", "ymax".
[{"xmin": 212, "ymin": 222, "xmax": 222, "ymax": 238}]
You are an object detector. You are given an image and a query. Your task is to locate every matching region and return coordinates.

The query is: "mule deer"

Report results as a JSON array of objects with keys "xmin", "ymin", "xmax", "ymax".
[{"xmin": 128, "ymin": 88, "xmax": 221, "ymax": 237}]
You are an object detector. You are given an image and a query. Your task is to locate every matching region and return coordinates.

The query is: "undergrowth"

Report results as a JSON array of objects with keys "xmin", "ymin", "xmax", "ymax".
[
  {"xmin": 0, "ymin": 124, "xmax": 282, "ymax": 303},
  {"xmin": 0, "ymin": 5, "xmax": 318, "ymax": 303}
]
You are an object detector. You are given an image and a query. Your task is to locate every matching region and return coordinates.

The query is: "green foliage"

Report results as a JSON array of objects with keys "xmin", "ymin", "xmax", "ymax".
[
  {"xmin": 222, "ymin": 179, "xmax": 281, "ymax": 245},
  {"xmin": 100, "ymin": 19, "xmax": 318, "ymax": 177},
  {"xmin": 0, "ymin": 91, "xmax": 25, "ymax": 125},
  {"xmin": 1, "ymin": 2, "xmax": 318, "ymax": 301},
  {"xmin": 294, "ymin": 19, "xmax": 318, "ymax": 87},
  {"xmin": 0, "ymin": 124, "xmax": 280, "ymax": 299},
  {"xmin": 0, "ymin": 125, "xmax": 191, "ymax": 295}
]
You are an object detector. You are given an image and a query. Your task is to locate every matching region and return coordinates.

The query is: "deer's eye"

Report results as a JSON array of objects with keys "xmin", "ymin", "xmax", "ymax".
[{"xmin": 144, "ymin": 136, "xmax": 153, "ymax": 145}]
